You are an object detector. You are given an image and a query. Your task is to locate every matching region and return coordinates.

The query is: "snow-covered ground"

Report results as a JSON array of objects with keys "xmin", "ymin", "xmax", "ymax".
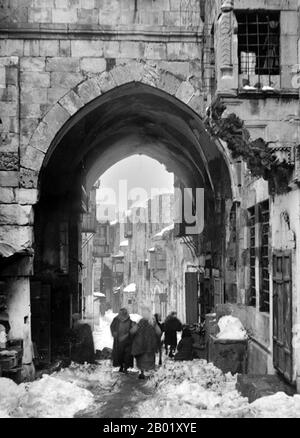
[
  {"xmin": 1, "ymin": 329, "xmax": 300, "ymax": 418},
  {"xmin": 0, "ymin": 374, "xmax": 93, "ymax": 418},
  {"xmin": 134, "ymin": 360, "xmax": 300, "ymax": 418},
  {"xmin": 0, "ymin": 361, "xmax": 120, "ymax": 418}
]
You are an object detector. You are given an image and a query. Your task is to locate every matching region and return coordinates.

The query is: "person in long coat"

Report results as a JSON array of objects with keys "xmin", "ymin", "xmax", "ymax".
[
  {"xmin": 164, "ymin": 311, "xmax": 182, "ymax": 358},
  {"xmin": 110, "ymin": 308, "xmax": 134, "ymax": 373},
  {"xmin": 131, "ymin": 307, "xmax": 161, "ymax": 379},
  {"xmin": 174, "ymin": 327, "xmax": 194, "ymax": 362},
  {"xmin": 154, "ymin": 313, "xmax": 164, "ymax": 366},
  {"xmin": 70, "ymin": 314, "xmax": 95, "ymax": 364}
]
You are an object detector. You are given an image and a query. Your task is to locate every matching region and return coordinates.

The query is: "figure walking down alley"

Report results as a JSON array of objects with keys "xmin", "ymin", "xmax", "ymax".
[
  {"xmin": 131, "ymin": 307, "xmax": 161, "ymax": 379},
  {"xmin": 70, "ymin": 314, "xmax": 95, "ymax": 364},
  {"xmin": 110, "ymin": 308, "xmax": 134, "ymax": 373},
  {"xmin": 174, "ymin": 326, "xmax": 194, "ymax": 362},
  {"xmin": 154, "ymin": 313, "xmax": 164, "ymax": 366},
  {"xmin": 164, "ymin": 311, "xmax": 182, "ymax": 358}
]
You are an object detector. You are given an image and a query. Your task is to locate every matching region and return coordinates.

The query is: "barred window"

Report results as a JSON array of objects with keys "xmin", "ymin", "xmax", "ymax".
[
  {"xmin": 237, "ymin": 11, "xmax": 280, "ymax": 80},
  {"xmin": 248, "ymin": 201, "xmax": 270, "ymax": 313},
  {"xmin": 259, "ymin": 201, "xmax": 270, "ymax": 313},
  {"xmin": 248, "ymin": 206, "xmax": 256, "ymax": 307}
]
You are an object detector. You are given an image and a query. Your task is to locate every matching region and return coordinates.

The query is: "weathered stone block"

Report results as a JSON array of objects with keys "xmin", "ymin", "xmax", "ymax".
[
  {"xmin": 76, "ymin": 78, "xmax": 101, "ymax": 104},
  {"xmin": 20, "ymin": 103, "xmax": 41, "ymax": 119},
  {"xmin": 0, "ymin": 171, "xmax": 18, "ymax": 187},
  {"xmin": 110, "ymin": 64, "xmax": 135, "ymax": 86},
  {"xmin": 28, "ymin": 7, "xmax": 52, "ymax": 23},
  {"xmin": 157, "ymin": 71, "xmax": 181, "ymax": 95},
  {"xmin": 20, "ymin": 57, "xmax": 46, "ymax": 72},
  {"xmin": 50, "ymin": 71, "xmax": 83, "ymax": 88},
  {"xmin": 0, "ymin": 152, "xmax": 19, "ymax": 171},
  {"xmin": 46, "ymin": 57, "xmax": 80, "ymax": 72},
  {"xmin": 52, "ymin": 8, "xmax": 77, "ymax": 23},
  {"xmin": 158, "ymin": 61, "xmax": 190, "ymax": 79},
  {"xmin": 0, "ymin": 204, "xmax": 33, "ymax": 225},
  {"xmin": 24, "ymin": 40, "xmax": 40, "ymax": 57},
  {"xmin": 15, "ymin": 188, "xmax": 39, "ymax": 205},
  {"xmin": 77, "ymin": 8, "xmax": 99, "ymax": 25},
  {"xmin": 175, "ymin": 80, "xmax": 195, "ymax": 103},
  {"xmin": 80, "ymin": 57, "xmax": 106, "ymax": 74},
  {"xmin": 138, "ymin": 11, "xmax": 163, "ymax": 26},
  {"xmin": 99, "ymin": 10, "xmax": 121, "ymax": 26},
  {"xmin": 163, "ymin": 11, "xmax": 181, "ymax": 27},
  {"xmin": 96, "ymin": 71, "xmax": 116, "ymax": 93},
  {"xmin": 0, "ymin": 101, "xmax": 18, "ymax": 116},
  {"xmin": 30, "ymin": 105, "xmax": 69, "ymax": 152},
  {"xmin": 0, "ymin": 225, "xmax": 34, "ymax": 252},
  {"xmin": 71, "ymin": 40, "xmax": 104, "ymax": 57},
  {"xmin": 145, "ymin": 43, "xmax": 167, "ymax": 60},
  {"xmin": 103, "ymin": 41, "xmax": 120, "ymax": 58},
  {"xmin": 19, "ymin": 168, "xmax": 38, "ymax": 189},
  {"xmin": 20, "ymin": 146, "xmax": 45, "ymax": 171},
  {"xmin": 59, "ymin": 40, "xmax": 71, "ymax": 57},
  {"xmin": 0, "ymin": 188, "xmax": 15, "ymax": 204},
  {"xmin": 47, "ymin": 86, "xmax": 68, "ymax": 104},
  {"xmin": 2, "ymin": 40, "xmax": 24, "ymax": 56},
  {"xmin": 39, "ymin": 40, "xmax": 59, "ymax": 57},
  {"xmin": 167, "ymin": 42, "xmax": 202, "ymax": 61},
  {"xmin": 21, "ymin": 88, "xmax": 48, "ymax": 105},
  {"xmin": 119, "ymin": 42, "xmax": 145, "ymax": 59},
  {"xmin": 59, "ymin": 90, "xmax": 84, "ymax": 115},
  {"xmin": 20, "ymin": 71, "xmax": 50, "ymax": 88},
  {"xmin": 0, "ymin": 133, "xmax": 19, "ymax": 153},
  {"xmin": 6, "ymin": 67, "xmax": 18, "ymax": 86}
]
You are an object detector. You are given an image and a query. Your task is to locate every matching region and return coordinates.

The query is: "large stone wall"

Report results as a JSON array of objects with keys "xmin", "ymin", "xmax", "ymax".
[{"xmin": 0, "ymin": 0, "xmax": 203, "ymax": 30}]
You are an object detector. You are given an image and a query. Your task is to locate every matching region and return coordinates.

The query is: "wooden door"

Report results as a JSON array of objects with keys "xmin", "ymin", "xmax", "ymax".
[
  {"xmin": 185, "ymin": 272, "xmax": 199, "ymax": 324},
  {"xmin": 273, "ymin": 252, "xmax": 293, "ymax": 382},
  {"xmin": 30, "ymin": 281, "xmax": 51, "ymax": 365}
]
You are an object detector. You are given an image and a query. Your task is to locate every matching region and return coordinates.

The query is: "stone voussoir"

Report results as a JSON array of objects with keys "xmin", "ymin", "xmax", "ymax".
[{"xmin": 59, "ymin": 89, "xmax": 84, "ymax": 116}]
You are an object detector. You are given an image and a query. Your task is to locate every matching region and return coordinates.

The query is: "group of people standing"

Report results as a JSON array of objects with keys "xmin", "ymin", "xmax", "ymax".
[{"xmin": 110, "ymin": 307, "xmax": 193, "ymax": 379}]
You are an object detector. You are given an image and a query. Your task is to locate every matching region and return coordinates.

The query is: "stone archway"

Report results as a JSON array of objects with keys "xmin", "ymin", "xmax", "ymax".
[
  {"xmin": 19, "ymin": 60, "xmax": 238, "ymax": 359},
  {"xmin": 20, "ymin": 60, "xmax": 238, "ymax": 199}
]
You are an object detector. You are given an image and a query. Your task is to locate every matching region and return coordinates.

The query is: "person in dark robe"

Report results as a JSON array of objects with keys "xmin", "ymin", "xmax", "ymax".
[
  {"xmin": 174, "ymin": 327, "xmax": 194, "ymax": 362},
  {"xmin": 70, "ymin": 313, "xmax": 95, "ymax": 364},
  {"xmin": 110, "ymin": 308, "xmax": 134, "ymax": 373},
  {"xmin": 154, "ymin": 313, "xmax": 164, "ymax": 366},
  {"xmin": 164, "ymin": 311, "xmax": 182, "ymax": 358},
  {"xmin": 131, "ymin": 307, "xmax": 161, "ymax": 379}
]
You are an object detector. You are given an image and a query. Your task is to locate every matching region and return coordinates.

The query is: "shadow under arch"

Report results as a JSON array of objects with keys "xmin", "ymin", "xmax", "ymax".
[{"xmin": 38, "ymin": 81, "xmax": 233, "ymax": 200}]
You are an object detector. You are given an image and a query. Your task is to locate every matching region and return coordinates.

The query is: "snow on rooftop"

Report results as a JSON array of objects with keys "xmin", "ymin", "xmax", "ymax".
[
  {"xmin": 112, "ymin": 251, "xmax": 124, "ymax": 258},
  {"xmin": 109, "ymin": 219, "xmax": 118, "ymax": 226},
  {"xmin": 154, "ymin": 223, "xmax": 174, "ymax": 239},
  {"xmin": 123, "ymin": 283, "xmax": 136, "ymax": 293},
  {"xmin": 93, "ymin": 292, "xmax": 106, "ymax": 298}
]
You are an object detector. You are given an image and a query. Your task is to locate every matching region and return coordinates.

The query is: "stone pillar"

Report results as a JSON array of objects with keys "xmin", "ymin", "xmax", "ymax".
[{"xmin": 216, "ymin": 0, "xmax": 238, "ymax": 95}]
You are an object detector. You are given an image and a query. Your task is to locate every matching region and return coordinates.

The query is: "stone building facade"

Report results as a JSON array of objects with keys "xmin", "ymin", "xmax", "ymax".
[{"xmin": 0, "ymin": 0, "xmax": 299, "ymax": 386}]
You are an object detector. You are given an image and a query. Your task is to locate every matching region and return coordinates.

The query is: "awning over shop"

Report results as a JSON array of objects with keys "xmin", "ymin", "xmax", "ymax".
[{"xmin": 123, "ymin": 283, "xmax": 136, "ymax": 293}]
